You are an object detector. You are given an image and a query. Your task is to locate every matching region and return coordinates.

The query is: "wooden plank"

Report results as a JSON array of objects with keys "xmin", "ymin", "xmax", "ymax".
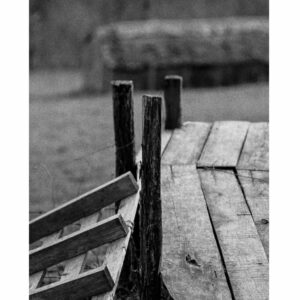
[
  {"xmin": 238, "ymin": 170, "xmax": 269, "ymax": 259},
  {"xmin": 30, "ymin": 265, "xmax": 114, "ymax": 300},
  {"xmin": 29, "ymin": 209, "xmax": 115, "ymax": 291},
  {"xmin": 162, "ymin": 122, "xmax": 211, "ymax": 164},
  {"xmin": 237, "ymin": 123, "xmax": 269, "ymax": 170},
  {"xmin": 199, "ymin": 169, "xmax": 268, "ymax": 300},
  {"xmin": 197, "ymin": 121, "xmax": 249, "ymax": 167},
  {"xmin": 30, "ymin": 214, "xmax": 128, "ymax": 274},
  {"xmin": 160, "ymin": 165, "xmax": 231, "ymax": 299},
  {"xmin": 44, "ymin": 206, "xmax": 114, "ymax": 290},
  {"xmin": 30, "ymin": 172, "xmax": 138, "ymax": 243}
]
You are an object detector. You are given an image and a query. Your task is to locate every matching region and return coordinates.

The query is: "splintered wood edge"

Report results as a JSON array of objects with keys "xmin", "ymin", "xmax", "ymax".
[
  {"xmin": 30, "ymin": 265, "xmax": 115, "ymax": 299},
  {"xmin": 29, "ymin": 214, "xmax": 128, "ymax": 274},
  {"xmin": 30, "ymin": 171, "xmax": 138, "ymax": 243}
]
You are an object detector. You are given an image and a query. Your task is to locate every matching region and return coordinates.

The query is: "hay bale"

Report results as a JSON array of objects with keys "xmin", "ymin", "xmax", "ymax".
[{"xmin": 83, "ymin": 18, "xmax": 269, "ymax": 92}]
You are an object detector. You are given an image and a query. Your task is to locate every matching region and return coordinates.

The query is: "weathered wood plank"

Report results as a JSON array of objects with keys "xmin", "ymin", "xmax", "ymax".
[
  {"xmin": 238, "ymin": 170, "xmax": 269, "ymax": 259},
  {"xmin": 30, "ymin": 172, "xmax": 138, "ymax": 243},
  {"xmin": 237, "ymin": 123, "xmax": 269, "ymax": 170},
  {"xmin": 162, "ymin": 122, "xmax": 211, "ymax": 164},
  {"xmin": 199, "ymin": 169, "xmax": 268, "ymax": 300},
  {"xmin": 30, "ymin": 214, "xmax": 128, "ymax": 274},
  {"xmin": 161, "ymin": 165, "xmax": 231, "ymax": 300},
  {"xmin": 197, "ymin": 121, "xmax": 249, "ymax": 167},
  {"xmin": 30, "ymin": 265, "xmax": 114, "ymax": 300},
  {"xmin": 48, "ymin": 206, "xmax": 115, "ymax": 289}
]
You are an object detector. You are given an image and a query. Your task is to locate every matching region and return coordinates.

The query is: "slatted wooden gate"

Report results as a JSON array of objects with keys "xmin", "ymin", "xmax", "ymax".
[{"xmin": 29, "ymin": 172, "xmax": 139, "ymax": 300}]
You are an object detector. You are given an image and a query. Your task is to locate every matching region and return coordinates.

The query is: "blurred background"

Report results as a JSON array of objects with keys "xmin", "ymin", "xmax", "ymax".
[{"xmin": 30, "ymin": 0, "xmax": 269, "ymax": 218}]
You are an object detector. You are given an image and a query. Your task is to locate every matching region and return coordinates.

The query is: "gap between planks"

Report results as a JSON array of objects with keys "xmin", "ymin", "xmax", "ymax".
[
  {"xmin": 199, "ymin": 169, "xmax": 268, "ymax": 300},
  {"xmin": 197, "ymin": 121, "xmax": 250, "ymax": 168},
  {"xmin": 161, "ymin": 164, "xmax": 232, "ymax": 299},
  {"xmin": 161, "ymin": 122, "xmax": 211, "ymax": 165},
  {"xmin": 237, "ymin": 170, "xmax": 269, "ymax": 259},
  {"xmin": 237, "ymin": 123, "xmax": 269, "ymax": 171}
]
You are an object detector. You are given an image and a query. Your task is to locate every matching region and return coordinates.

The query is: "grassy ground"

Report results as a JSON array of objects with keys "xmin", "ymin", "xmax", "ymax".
[{"xmin": 30, "ymin": 71, "xmax": 268, "ymax": 218}]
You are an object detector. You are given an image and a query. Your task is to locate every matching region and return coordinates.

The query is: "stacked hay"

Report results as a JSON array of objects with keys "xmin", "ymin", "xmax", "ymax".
[{"xmin": 83, "ymin": 18, "xmax": 268, "ymax": 92}]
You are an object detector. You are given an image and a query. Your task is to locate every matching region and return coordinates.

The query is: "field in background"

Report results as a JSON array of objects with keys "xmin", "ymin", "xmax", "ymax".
[{"xmin": 30, "ymin": 71, "xmax": 268, "ymax": 218}]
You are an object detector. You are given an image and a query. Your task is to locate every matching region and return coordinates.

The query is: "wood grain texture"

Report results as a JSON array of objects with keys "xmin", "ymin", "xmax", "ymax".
[
  {"xmin": 140, "ymin": 95, "xmax": 162, "ymax": 299},
  {"xmin": 30, "ymin": 214, "xmax": 128, "ymax": 274},
  {"xmin": 30, "ymin": 265, "xmax": 114, "ymax": 300},
  {"xmin": 197, "ymin": 121, "xmax": 249, "ymax": 167},
  {"xmin": 30, "ymin": 172, "xmax": 138, "ymax": 243},
  {"xmin": 238, "ymin": 170, "xmax": 269, "ymax": 259},
  {"xmin": 162, "ymin": 122, "xmax": 211, "ymax": 165},
  {"xmin": 161, "ymin": 165, "xmax": 231, "ymax": 300},
  {"xmin": 199, "ymin": 169, "xmax": 268, "ymax": 300},
  {"xmin": 237, "ymin": 122, "xmax": 269, "ymax": 170}
]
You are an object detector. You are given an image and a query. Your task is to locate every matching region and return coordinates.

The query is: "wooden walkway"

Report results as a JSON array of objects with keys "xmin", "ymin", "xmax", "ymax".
[{"xmin": 160, "ymin": 121, "xmax": 269, "ymax": 300}]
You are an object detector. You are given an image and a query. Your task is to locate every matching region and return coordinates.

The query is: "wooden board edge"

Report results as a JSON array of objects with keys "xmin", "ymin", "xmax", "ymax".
[
  {"xmin": 30, "ymin": 172, "xmax": 138, "ymax": 243},
  {"xmin": 30, "ymin": 264, "xmax": 114, "ymax": 300},
  {"xmin": 30, "ymin": 214, "xmax": 128, "ymax": 274}
]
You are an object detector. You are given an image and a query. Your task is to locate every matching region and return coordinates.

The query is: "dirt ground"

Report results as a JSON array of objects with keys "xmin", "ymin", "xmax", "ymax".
[{"xmin": 30, "ymin": 71, "xmax": 268, "ymax": 218}]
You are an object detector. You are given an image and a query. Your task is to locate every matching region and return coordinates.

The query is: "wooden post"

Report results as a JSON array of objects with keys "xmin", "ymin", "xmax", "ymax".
[
  {"xmin": 112, "ymin": 80, "xmax": 136, "ymax": 179},
  {"xmin": 140, "ymin": 95, "xmax": 162, "ymax": 299},
  {"xmin": 164, "ymin": 75, "xmax": 182, "ymax": 129},
  {"xmin": 112, "ymin": 80, "xmax": 139, "ymax": 296}
]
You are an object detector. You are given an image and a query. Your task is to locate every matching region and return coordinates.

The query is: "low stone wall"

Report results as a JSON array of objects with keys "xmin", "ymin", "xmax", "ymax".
[{"xmin": 83, "ymin": 18, "xmax": 269, "ymax": 92}]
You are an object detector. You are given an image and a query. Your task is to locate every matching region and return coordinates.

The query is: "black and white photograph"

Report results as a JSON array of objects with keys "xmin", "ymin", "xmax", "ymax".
[{"xmin": 3, "ymin": 1, "xmax": 300, "ymax": 299}]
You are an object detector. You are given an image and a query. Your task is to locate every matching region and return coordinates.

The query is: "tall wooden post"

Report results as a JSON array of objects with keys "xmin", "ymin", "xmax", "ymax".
[
  {"xmin": 112, "ymin": 80, "xmax": 139, "ymax": 296},
  {"xmin": 112, "ymin": 80, "xmax": 136, "ymax": 179},
  {"xmin": 164, "ymin": 75, "xmax": 182, "ymax": 129},
  {"xmin": 140, "ymin": 95, "xmax": 162, "ymax": 299}
]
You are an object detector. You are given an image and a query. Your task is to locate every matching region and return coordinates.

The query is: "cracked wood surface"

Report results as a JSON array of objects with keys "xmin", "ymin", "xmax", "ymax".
[
  {"xmin": 199, "ymin": 170, "xmax": 268, "ymax": 300},
  {"xmin": 161, "ymin": 165, "xmax": 232, "ymax": 300},
  {"xmin": 197, "ymin": 121, "xmax": 249, "ymax": 168},
  {"xmin": 238, "ymin": 170, "xmax": 269, "ymax": 259},
  {"xmin": 237, "ymin": 123, "xmax": 269, "ymax": 170}
]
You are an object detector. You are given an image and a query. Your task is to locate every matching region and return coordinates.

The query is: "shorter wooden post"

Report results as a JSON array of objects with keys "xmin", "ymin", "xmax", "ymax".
[
  {"xmin": 164, "ymin": 75, "xmax": 182, "ymax": 129},
  {"xmin": 112, "ymin": 80, "xmax": 136, "ymax": 179},
  {"xmin": 140, "ymin": 95, "xmax": 162, "ymax": 300}
]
